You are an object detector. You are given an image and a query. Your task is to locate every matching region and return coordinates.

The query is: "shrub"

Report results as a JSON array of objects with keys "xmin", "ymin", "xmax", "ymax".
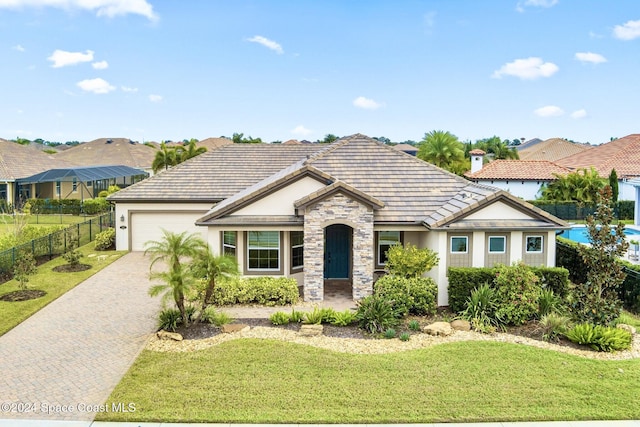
[
  {"xmin": 374, "ymin": 275, "xmax": 437, "ymax": 317},
  {"xmin": 13, "ymin": 250, "xmax": 37, "ymax": 290},
  {"xmin": 538, "ymin": 313, "xmax": 572, "ymax": 342},
  {"xmin": 211, "ymin": 277, "xmax": 299, "ymax": 306},
  {"xmin": 408, "ymin": 319, "xmax": 421, "ymax": 331},
  {"xmin": 460, "ymin": 283, "xmax": 503, "ymax": 333},
  {"xmin": 448, "ymin": 267, "xmax": 496, "ymax": 313},
  {"xmin": 385, "ymin": 243, "xmax": 438, "ymax": 278},
  {"xmin": 538, "ymin": 288, "xmax": 562, "ymax": 317},
  {"xmin": 94, "ymin": 227, "xmax": 115, "ymax": 251},
  {"xmin": 356, "ymin": 294, "xmax": 399, "ymax": 334},
  {"xmin": 289, "ymin": 308, "xmax": 304, "ymax": 323},
  {"xmin": 270, "ymin": 311, "xmax": 291, "ymax": 325},
  {"xmin": 320, "ymin": 308, "xmax": 337, "ymax": 323},
  {"xmin": 158, "ymin": 308, "xmax": 182, "ymax": 331},
  {"xmin": 383, "ymin": 328, "xmax": 397, "ymax": 339},
  {"xmin": 200, "ymin": 306, "xmax": 218, "ymax": 324},
  {"xmin": 82, "ymin": 198, "xmax": 110, "ymax": 215},
  {"xmin": 530, "ymin": 267, "xmax": 570, "ymax": 297},
  {"xmin": 399, "ymin": 332, "xmax": 410, "ymax": 342},
  {"xmin": 566, "ymin": 323, "xmax": 632, "ymax": 352},
  {"xmin": 329, "ymin": 309, "xmax": 357, "ymax": 326},
  {"xmin": 494, "ymin": 262, "xmax": 541, "ymax": 325},
  {"xmin": 303, "ymin": 307, "xmax": 324, "ymax": 324},
  {"xmin": 210, "ymin": 311, "xmax": 233, "ymax": 327}
]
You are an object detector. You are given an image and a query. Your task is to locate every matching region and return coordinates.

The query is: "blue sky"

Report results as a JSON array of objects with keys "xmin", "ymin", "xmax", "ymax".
[{"xmin": 1, "ymin": 0, "xmax": 639, "ymax": 145}]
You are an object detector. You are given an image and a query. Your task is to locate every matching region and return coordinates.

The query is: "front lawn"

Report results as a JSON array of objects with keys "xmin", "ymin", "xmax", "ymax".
[
  {"xmin": 0, "ymin": 243, "xmax": 125, "ymax": 336},
  {"xmin": 100, "ymin": 339, "xmax": 640, "ymax": 423}
]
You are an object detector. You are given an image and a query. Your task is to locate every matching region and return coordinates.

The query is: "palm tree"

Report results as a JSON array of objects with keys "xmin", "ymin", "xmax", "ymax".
[
  {"xmin": 144, "ymin": 230, "xmax": 206, "ymax": 325},
  {"xmin": 417, "ymin": 130, "xmax": 465, "ymax": 170},
  {"xmin": 190, "ymin": 247, "xmax": 239, "ymax": 315},
  {"xmin": 179, "ymin": 139, "xmax": 207, "ymax": 162},
  {"xmin": 541, "ymin": 167, "xmax": 605, "ymax": 203},
  {"xmin": 152, "ymin": 142, "xmax": 178, "ymax": 173}
]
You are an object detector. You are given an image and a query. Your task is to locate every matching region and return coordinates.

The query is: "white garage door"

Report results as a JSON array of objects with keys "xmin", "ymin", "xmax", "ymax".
[{"xmin": 130, "ymin": 211, "xmax": 208, "ymax": 251}]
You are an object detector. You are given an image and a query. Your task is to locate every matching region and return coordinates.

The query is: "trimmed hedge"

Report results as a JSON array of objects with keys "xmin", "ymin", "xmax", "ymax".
[
  {"xmin": 212, "ymin": 276, "xmax": 299, "ymax": 306},
  {"xmin": 374, "ymin": 275, "xmax": 438, "ymax": 316},
  {"xmin": 528, "ymin": 200, "xmax": 634, "ymax": 221},
  {"xmin": 447, "ymin": 265, "xmax": 570, "ymax": 313}
]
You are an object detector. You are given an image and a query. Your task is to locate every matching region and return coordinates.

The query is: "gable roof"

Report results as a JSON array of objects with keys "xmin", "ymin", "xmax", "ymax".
[
  {"xmin": 518, "ymin": 138, "xmax": 592, "ymax": 162},
  {"xmin": 53, "ymin": 138, "xmax": 157, "ymax": 170},
  {"xmin": 556, "ymin": 134, "xmax": 640, "ymax": 178},
  {"xmin": 111, "ymin": 134, "xmax": 567, "ymax": 228},
  {"xmin": 0, "ymin": 139, "xmax": 73, "ymax": 181},
  {"xmin": 465, "ymin": 160, "xmax": 572, "ymax": 180}
]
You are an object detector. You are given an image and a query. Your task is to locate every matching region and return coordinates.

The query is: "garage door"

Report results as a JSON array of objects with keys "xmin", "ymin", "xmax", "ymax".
[{"xmin": 130, "ymin": 211, "xmax": 208, "ymax": 251}]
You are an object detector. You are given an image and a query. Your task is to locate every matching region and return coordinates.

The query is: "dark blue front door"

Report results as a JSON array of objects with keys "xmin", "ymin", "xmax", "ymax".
[{"xmin": 324, "ymin": 224, "xmax": 351, "ymax": 279}]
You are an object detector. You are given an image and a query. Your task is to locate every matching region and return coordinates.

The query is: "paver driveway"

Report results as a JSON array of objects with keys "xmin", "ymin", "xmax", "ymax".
[{"xmin": 0, "ymin": 252, "xmax": 161, "ymax": 422}]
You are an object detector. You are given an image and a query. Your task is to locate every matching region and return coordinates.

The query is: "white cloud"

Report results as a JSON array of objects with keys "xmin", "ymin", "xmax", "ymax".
[
  {"xmin": 149, "ymin": 94, "xmax": 162, "ymax": 102},
  {"xmin": 534, "ymin": 105, "xmax": 564, "ymax": 117},
  {"xmin": 516, "ymin": 0, "xmax": 558, "ymax": 12},
  {"xmin": 92, "ymin": 60, "xmax": 108, "ymax": 69},
  {"xmin": 48, "ymin": 49, "xmax": 94, "ymax": 68},
  {"xmin": 492, "ymin": 57, "xmax": 559, "ymax": 80},
  {"xmin": 423, "ymin": 11, "xmax": 436, "ymax": 33},
  {"xmin": 571, "ymin": 109, "xmax": 587, "ymax": 119},
  {"xmin": 76, "ymin": 78, "xmax": 115, "ymax": 94},
  {"xmin": 121, "ymin": 86, "xmax": 138, "ymax": 93},
  {"xmin": 613, "ymin": 19, "xmax": 640, "ymax": 40},
  {"xmin": 0, "ymin": 0, "xmax": 158, "ymax": 21},
  {"xmin": 575, "ymin": 52, "xmax": 607, "ymax": 64},
  {"xmin": 12, "ymin": 44, "xmax": 25, "ymax": 52},
  {"xmin": 247, "ymin": 35, "xmax": 284, "ymax": 54},
  {"xmin": 291, "ymin": 125, "xmax": 312, "ymax": 136},
  {"xmin": 353, "ymin": 96, "xmax": 383, "ymax": 110}
]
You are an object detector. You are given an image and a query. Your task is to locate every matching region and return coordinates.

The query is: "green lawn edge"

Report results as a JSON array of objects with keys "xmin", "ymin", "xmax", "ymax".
[
  {"xmin": 0, "ymin": 244, "xmax": 126, "ymax": 336},
  {"xmin": 99, "ymin": 338, "xmax": 640, "ymax": 424}
]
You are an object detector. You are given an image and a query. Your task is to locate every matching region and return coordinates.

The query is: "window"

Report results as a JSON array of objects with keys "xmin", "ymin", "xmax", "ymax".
[
  {"xmin": 247, "ymin": 231, "xmax": 280, "ymax": 270},
  {"xmin": 72, "ymin": 178, "xmax": 78, "ymax": 192},
  {"xmin": 450, "ymin": 236, "xmax": 468, "ymax": 253},
  {"xmin": 55, "ymin": 181, "xmax": 61, "ymax": 197},
  {"xmin": 488, "ymin": 236, "xmax": 506, "ymax": 253},
  {"xmin": 291, "ymin": 231, "xmax": 304, "ymax": 270},
  {"xmin": 223, "ymin": 231, "xmax": 236, "ymax": 257},
  {"xmin": 378, "ymin": 231, "xmax": 401, "ymax": 265},
  {"xmin": 526, "ymin": 235, "xmax": 543, "ymax": 253}
]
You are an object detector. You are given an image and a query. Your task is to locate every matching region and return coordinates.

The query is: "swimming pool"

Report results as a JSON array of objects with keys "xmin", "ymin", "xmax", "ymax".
[{"xmin": 558, "ymin": 225, "xmax": 640, "ymax": 244}]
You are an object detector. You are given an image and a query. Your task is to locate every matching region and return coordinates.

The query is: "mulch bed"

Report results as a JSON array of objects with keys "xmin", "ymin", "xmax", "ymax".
[
  {"xmin": 0, "ymin": 289, "xmax": 47, "ymax": 302},
  {"xmin": 52, "ymin": 263, "xmax": 92, "ymax": 273}
]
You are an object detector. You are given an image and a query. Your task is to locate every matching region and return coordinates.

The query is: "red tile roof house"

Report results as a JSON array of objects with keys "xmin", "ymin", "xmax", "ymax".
[{"xmin": 109, "ymin": 134, "xmax": 568, "ymax": 306}]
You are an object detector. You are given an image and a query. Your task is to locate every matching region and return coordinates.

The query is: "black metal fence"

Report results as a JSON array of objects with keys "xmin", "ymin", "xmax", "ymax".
[{"xmin": 0, "ymin": 212, "xmax": 114, "ymax": 276}]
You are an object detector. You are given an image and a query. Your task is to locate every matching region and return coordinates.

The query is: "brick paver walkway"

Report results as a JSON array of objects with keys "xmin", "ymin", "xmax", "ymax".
[{"xmin": 0, "ymin": 252, "xmax": 161, "ymax": 422}]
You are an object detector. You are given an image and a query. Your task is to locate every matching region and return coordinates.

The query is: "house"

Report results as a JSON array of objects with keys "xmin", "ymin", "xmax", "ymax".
[
  {"xmin": 109, "ymin": 134, "xmax": 568, "ymax": 306},
  {"xmin": 518, "ymin": 138, "xmax": 592, "ymax": 162},
  {"xmin": 465, "ymin": 149, "xmax": 573, "ymax": 200},
  {"xmin": 393, "ymin": 143, "xmax": 418, "ymax": 156}
]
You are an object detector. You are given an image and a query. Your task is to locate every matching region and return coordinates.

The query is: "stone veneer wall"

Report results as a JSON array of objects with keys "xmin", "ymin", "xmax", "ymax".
[{"xmin": 303, "ymin": 192, "xmax": 375, "ymax": 301}]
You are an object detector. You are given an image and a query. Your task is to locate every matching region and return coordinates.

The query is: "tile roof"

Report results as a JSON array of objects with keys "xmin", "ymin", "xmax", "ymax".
[
  {"xmin": 464, "ymin": 160, "xmax": 571, "ymax": 180},
  {"xmin": 0, "ymin": 139, "xmax": 73, "ymax": 181},
  {"xmin": 469, "ymin": 149, "xmax": 486, "ymax": 155},
  {"xmin": 556, "ymin": 134, "xmax": 640, "ymax": 178},
  {"xmin": 518, "ymin": 138, "xmax": 592, "ymax": 162},
  {"xmin": 111, "ymin": 134, "xmax": 567, "ymax": 228},
  {"xmin": 53, "ymin": 138, "xmax": 157, "ymax": 170}
]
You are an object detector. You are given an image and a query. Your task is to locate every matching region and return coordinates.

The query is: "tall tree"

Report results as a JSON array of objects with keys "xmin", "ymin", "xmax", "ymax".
[
  {"xmin": 609, "ymin": 169, "xmax": 619, "ymax": 204},
  {"xmin": 145, "ymin": 230, "xmax": 206, "ymax": 325},
  {"xmin": 541, "ymin": 167, "xmax": 605, "ymax": 203},
  {"xmin": 474, "ymin": 136, "xmax": 519, "ymax": 160},
  {"xmin": 179, "ymin": 139, "xmax": 207, "ymax": 162},
  {"xmin": 322, "ymin": 134, "xmax": 339, "ymax": 144},
  {"xmin": 152, "ymin": 142, "xmax": 179, "ymax": 173},
  {"xmin": 190, "ymin": 247, "xmax": 239, "ymax": 315},
  {"xmin": 417, "ymin": 130, "xmax": 465, "ymax": 171}
]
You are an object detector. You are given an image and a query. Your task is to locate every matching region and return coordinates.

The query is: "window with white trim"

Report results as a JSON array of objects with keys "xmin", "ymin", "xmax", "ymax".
[
  {"xmin": 378, "ymin": 231, "xmax": 401, "ymax": 265},
  {"xmin": 223, "ymin": 231, "xmax": 236, "ymax": 257},
  {"xmin": 526, "ymin": 235, "xmax": 543, "ymax": 253},
  {"xmin": 450, "ymin": 236, "xmax": 468, "ymax": 253},
  {"xmin": 55, "ymin": 181, "xmax": 61, "ymax": 197},
  {"xmin": 247, "ymin": 231, "xmax": 280, "ymax": 270},
  {"xmin": 72, "ymin": 178, "xmax": 77, "ymax": 192},
  {"xmin": 488, "ymin": 236, "xmax": 506, "ymax": 253},
  {"xmin": 291, "ymin": 231, "xmax": 303, "ymax": 270}
]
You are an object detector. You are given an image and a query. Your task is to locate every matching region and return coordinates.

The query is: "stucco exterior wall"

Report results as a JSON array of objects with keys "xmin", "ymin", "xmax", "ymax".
[{"xmin": 233, "ymin": 177, "xmax": 325, "ymax": 216}]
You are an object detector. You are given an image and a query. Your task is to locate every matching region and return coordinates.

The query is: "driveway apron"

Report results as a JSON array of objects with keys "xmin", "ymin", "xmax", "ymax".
[{"xmin": 0, "ymin": 252, "xmax": 161, "ymax": 422}]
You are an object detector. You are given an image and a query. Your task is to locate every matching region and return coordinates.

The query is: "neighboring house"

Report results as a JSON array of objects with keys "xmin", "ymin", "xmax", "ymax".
[
  {"xmin": 518, "ymin": 138, "xmax": 592, "ymax": 162},
  {"xmin": 393, "ymin": 143, "xmax": 418, "ymax": 156},
  {"xmin": 556, "ymin": 134, "xmax": 640, "ymax": 200},
  {"xmin": 54, "ymin": 138, "xmax": 157, "ymax": 176},
  {"xmin": 0, "ymin": 138, "xmax": 74, "ymax": 207},
  {"xmin": 465, "ymin": 150, "xmax": 572, "ymax": 200},
  {"xmin": 110, "ymin": 134, "xmax": 567, "ymax": 306}
]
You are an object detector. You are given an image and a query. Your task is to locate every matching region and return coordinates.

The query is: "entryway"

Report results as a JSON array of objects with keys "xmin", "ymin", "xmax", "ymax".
[{"xmin": 324, "ymin": 224, "xmax": 353, "ymax": 300}]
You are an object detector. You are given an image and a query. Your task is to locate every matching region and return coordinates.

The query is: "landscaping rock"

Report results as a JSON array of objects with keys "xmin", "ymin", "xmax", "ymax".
[
  {"xmin": 222, "ymin": 324, "xmax": 250, "ymax": 334},
  {"xmin": 450, "ymin": 319, "xmax": 471, "ymax": 331},
  {"xmin": 423, "ymin": 322, "xmax": 453, "ymax": 336},
  {"xmin": 617, "ymin": 324, "xmax": 636, "ymax": 335},
  {"xmin": 299, "ymin": 324, "xmax": 323, "ymax": 337},
  {"xmin": 157, "ymin": 330, "xmax": 183, "ymax": 341}
]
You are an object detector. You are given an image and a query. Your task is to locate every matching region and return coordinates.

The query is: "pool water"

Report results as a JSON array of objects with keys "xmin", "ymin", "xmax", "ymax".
[{"xmin": 558, "ymin": 226, "xmax": 640, "ymax": 244}]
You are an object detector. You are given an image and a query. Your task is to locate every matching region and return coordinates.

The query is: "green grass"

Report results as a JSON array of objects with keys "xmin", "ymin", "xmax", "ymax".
[
  {"xmin": 99, "ymin": 339, "xmax": 640, "ymax": 423},
  {"xmin": 0, "ymin": 243, "xmax": 125, "ymax": 336},
  {"xmin": 0, "ymin": 214, "xmax": 96, "ymax": 232}
]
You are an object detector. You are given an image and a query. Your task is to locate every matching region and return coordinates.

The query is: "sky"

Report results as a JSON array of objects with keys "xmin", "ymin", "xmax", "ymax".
[{"xmin": 1, "ymin": 0, "xmax": 639, "ymax": 145}]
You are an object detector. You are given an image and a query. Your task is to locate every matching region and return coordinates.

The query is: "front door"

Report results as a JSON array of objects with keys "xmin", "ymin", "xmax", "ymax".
[{"xmin": 324, "ymin": 224, "xmax": 351, "ymax": 279}]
